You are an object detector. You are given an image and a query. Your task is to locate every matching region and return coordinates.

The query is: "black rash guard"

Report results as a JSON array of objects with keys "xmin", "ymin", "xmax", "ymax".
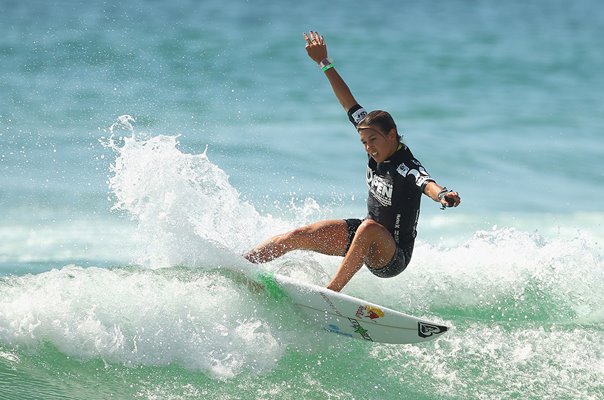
[{"xmin": 348, "ymin": 104, "xmax": 435, "ymax": 249}]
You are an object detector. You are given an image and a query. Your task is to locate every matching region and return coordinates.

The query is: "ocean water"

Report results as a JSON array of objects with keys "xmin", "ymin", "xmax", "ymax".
[{"xmin": 1, "ymin": 0, "xmax": 603, "ymax": 399}]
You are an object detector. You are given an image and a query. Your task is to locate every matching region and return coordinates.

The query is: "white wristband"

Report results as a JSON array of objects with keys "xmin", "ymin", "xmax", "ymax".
[{"xmin": 319, "ymin": 58, "xmax": 333, "ymax": 70}]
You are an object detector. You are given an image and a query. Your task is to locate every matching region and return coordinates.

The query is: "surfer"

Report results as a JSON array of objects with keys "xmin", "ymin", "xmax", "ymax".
[{"xmin": 245, "ymin": 31, "xmax": 461, "ymax": 292}]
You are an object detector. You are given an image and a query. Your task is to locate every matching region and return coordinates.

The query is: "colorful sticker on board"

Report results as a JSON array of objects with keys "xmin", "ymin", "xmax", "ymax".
[
  {"xmin": 324, "ymin": 324, "xmax": 353, "ymax": 338},
  {"xmin": 356, "ymin": 305, "xmax": 385, "ymax": 320},
  {"xmin": 348, "ymin": 318, "xmax": 373, "ymax": 341}
]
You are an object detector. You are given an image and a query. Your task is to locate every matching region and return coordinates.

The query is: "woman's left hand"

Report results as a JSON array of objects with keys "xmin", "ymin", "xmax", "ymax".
[{"xmin": 441, "ymin": 191, "xmax": 461, "ymax": 209}]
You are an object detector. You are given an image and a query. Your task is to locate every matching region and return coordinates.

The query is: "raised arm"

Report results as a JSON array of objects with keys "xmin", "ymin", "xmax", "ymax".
[{"xmin": 304, "ymin": 31, "xmax": 358, "ymax": 112}]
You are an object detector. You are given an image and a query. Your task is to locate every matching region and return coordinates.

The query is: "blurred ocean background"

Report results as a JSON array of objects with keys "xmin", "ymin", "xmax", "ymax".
[{"xmin": 1, "ymin": 0, "xmax": 603, "ymax": 399}]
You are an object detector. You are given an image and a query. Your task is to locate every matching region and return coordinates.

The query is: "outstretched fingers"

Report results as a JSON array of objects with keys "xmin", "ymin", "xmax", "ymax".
[
  {"xmin": 304, "ymin": 31, "xmax": 325, "ymax": 47},
  {"xmin": 303, "ymin": 31, "xmax": 328, "ymax": 62}
]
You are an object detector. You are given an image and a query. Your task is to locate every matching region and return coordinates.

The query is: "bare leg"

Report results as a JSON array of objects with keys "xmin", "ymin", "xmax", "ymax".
[
  {"xmin": 244, "ymin": 219, "xmax": 350, "ymax": 264},
  {"xmin": 326, "ymin": 219, "xmax": 396, "ymax": 292}
]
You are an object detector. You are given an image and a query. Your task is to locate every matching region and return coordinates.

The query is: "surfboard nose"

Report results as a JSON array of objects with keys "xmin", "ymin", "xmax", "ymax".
[{"xmin": 417, "ymin": 321, "xmax": 449, "ymax": 338}]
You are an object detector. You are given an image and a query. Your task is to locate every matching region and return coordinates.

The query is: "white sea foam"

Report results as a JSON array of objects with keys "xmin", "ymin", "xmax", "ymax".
[
  {"xmin": 103, "ymin": 132, "xmax": 296, "ymax": 268},
  {"xmin": 0, "ymin": 266, "xmax": 286, "ymax": 379},
  {"xmin": 0, "ymin": 213, "xmax": 602, "ymax": 390},
  {"xmin": 370, "ymin": 323, "xmax": 603, "ymax": 399},
  {"xmin": 358, "ymin": 229, "xmax": 604, "ymax": 399},
  {"xmin": 346, "ymin": 227, "xmax": 604, "ymax": 324}
]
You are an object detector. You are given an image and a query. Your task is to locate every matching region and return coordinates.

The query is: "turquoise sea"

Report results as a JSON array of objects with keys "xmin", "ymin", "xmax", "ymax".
[{"xmin": 1, "ymin": 0, "xmax": 603, "ymax": 399}]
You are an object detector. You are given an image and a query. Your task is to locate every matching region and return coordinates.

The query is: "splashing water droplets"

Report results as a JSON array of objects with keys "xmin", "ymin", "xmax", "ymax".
[
  {"xmin": 108, "ymin": 115, "xmax": 136, "ymax": 134},
  {"xmin": 102, "ymin": 118, "xmax": 290, "ymax": 268}
]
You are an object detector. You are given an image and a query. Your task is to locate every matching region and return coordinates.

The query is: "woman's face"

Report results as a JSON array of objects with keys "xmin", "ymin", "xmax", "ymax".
[{"xmin": 358, "ymin": 127, "xmax": 398, "ymax": 163}]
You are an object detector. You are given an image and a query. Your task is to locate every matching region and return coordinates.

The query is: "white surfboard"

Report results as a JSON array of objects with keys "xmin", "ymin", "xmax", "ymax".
[{"xmin": 256, "ymin": 272, "xmax": 449, "ymax": 344}]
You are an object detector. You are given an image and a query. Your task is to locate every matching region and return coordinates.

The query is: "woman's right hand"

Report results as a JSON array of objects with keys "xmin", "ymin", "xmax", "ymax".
[{"xmin": 304, "ymin": 31, "xmax": 328, "ymax": 64}]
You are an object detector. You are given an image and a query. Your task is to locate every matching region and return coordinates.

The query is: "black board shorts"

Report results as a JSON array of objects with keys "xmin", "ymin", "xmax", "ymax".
[{"xmin": 344, "ymin": 218, "xmax": 413, "ymax": 278}]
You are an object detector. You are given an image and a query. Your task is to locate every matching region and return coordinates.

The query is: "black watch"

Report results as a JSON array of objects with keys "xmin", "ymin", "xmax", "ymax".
[
  {"xmin": 437, "ymin": 188, "xmax": 449, "ymax": 201},
  {"xmin": 319, "ymin": 58, "xmax": 332, "ymax": 69}
]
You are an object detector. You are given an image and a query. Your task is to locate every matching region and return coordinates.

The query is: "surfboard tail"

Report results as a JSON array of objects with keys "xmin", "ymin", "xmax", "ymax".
[{"xmin": 256, "ymin": 272, "xmax": 287, "ymax": 300}]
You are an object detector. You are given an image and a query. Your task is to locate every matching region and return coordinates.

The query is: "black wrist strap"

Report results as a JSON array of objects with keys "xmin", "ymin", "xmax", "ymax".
[
  {"xmin": 438, "ymin": 187, "xmax": 452, "ymax": 210},
  {"xmin": 437, "ymin": 187, "xmax": 448, "ymax": 201}
]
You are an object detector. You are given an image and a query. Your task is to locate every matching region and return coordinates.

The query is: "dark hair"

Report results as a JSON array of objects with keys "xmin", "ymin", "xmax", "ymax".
[{"xmin": 357, "ymin": 110, "xmax": 401, "ymax": 140}]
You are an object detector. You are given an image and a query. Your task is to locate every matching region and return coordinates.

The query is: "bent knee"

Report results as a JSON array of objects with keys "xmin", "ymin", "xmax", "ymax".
[
  {"xmin": 356, "ymin": 219, "xmax": 387, "ymax": 236},
  {"xmin": 353, "ymin": 220, "xmax": 393, "ymax": 247}
]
